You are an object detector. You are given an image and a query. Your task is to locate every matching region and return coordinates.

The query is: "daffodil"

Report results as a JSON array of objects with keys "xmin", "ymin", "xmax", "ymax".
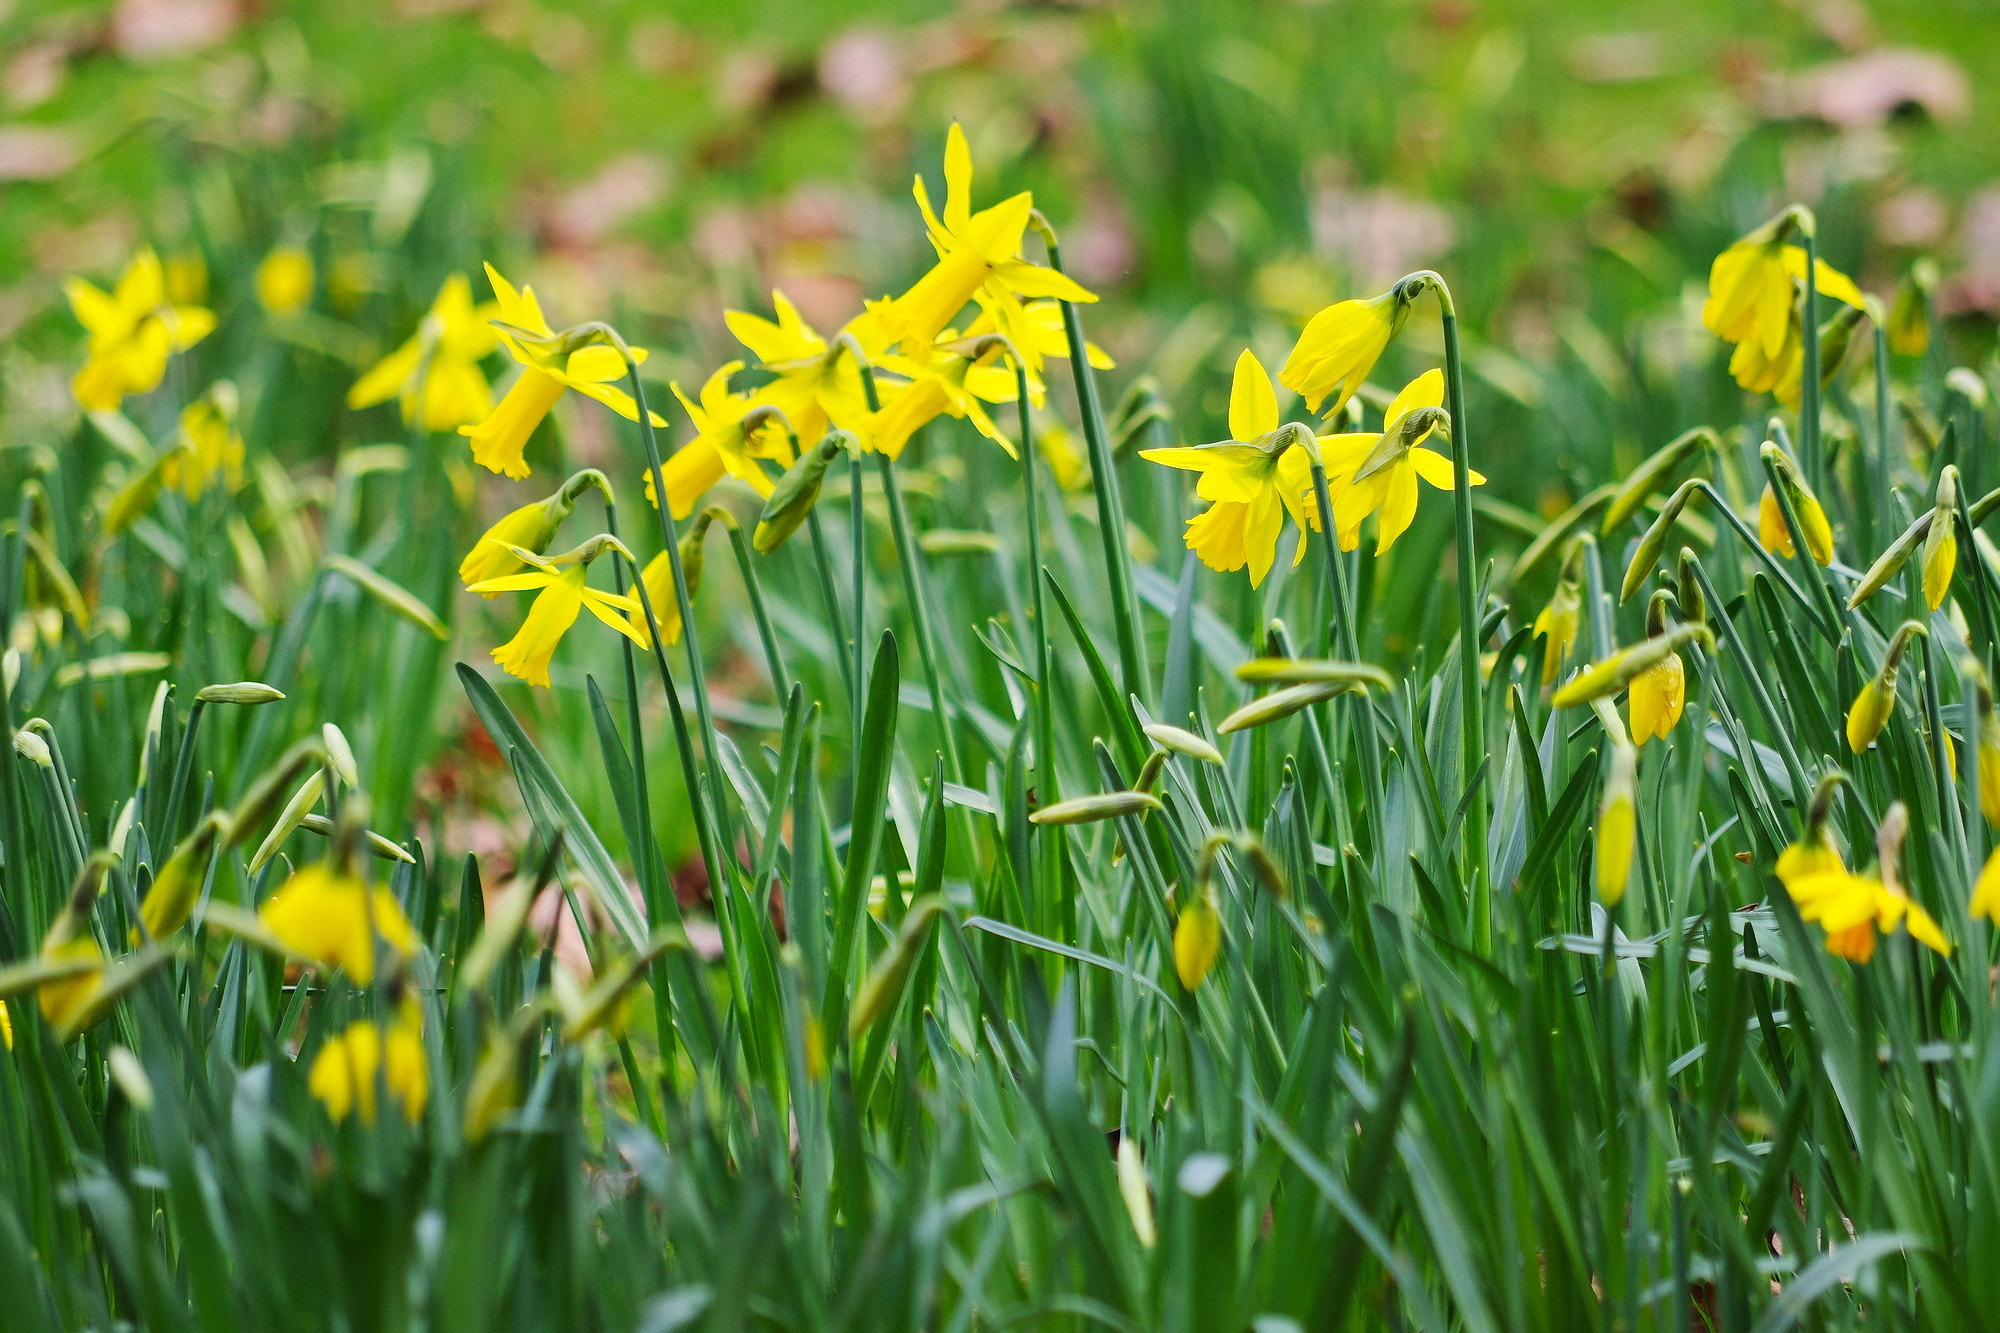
[
  {"xmin": 459, "ymin": 485, "xmax": 578, "ymax": 591},
  {"xmin": 866, "ymin": 334, "xmax": 1034, "ymax": 461},
  {"xmin": 1141, "ymin": 349, "xmax": 1315, "ymax": 586},
  {"xmin": 36, "ymin": 936, "xmax": 105, "ymax": 1033},
  {"xmin": 255, "ymin": 246, "xmax": 314, "ymax": 317},
  {"xmin": 310, "ymin": 1005, "xmax": 427, "ymax": 1125},
  {"xmin": 162, "ymin": 387, "xmax": 244, "ymax": 498},
  {"xmin": 1596, "ymin": 741, "xmax": 1637, "ymax": 906},
  {"xmin": 626, "ymin": 550, "xmax": 684, "ymax": 648},
  {"xmin": 1319, "ymin": 369, "xmax": 1484, "ymax": 555},
  {"xmin": 459, "ymin": 263, "xmax": 666, "ymax": 479},
  {"xmin": 884, "ymin": 122, "xmax": 1096, "ymax": 358},
  {"xmin": 724, "ymin": 291, "xmax": 873, "ymax": 446},
  {"xmin": 260, "ymin": 864, "xmax": 417, "ymax": 985},
  {"xmin": 961, "ymin": 290, "xmax": 1114, "ymax": 379},
  {"xmin": 1532, "ymin": 580, "xmax": 1581, "ymax": 686},
  {"xmin": 643, "ymin": 362, "xmax": 795, "ymax": 519},
  {"xmin": 347, "ymin": 274, "xmax": 500, "ymax": 432},
  {"xmin": 1279, "ymin": 286, "xmax": 1410, "ymax": 417},
  {"xmin": 1776, "ymin": 840, "xmax": 1950, "ymax": 963},
  {"xmin": 1173, "ymin": 893, "xmax": 1221, "ymax": 990},
  {"xmin": 467, "ymin": 548, "xmax": 644, "ymax": 688},
  {"xmin": 1706, "ymin": 212, "xmax": 1866, "ymax": 399},
  {"xmin": 1756, "ymin": 474, "xmax": 1833, "ymax": 565},
  {"xmin": 1973, "ymin": 845, "xmax": 2000, "ymax": 924},
  {"xmin": 64, "ymin": 247, "xmax": 216, "ymax": 411},
  {"xmin": 1628, "ymin": 653, "xmax": 1684, "ymax": 746}
]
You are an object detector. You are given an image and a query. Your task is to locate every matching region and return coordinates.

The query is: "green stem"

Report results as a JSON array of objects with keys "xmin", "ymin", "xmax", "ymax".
[
  {"xmin": 806, "ymin": 509, "xmax": 855, "ymax": 709},
  {"xmin": 1301, "ymin": 437, "xmax": 1385, "ymax": 859},
  {"xmin": 722, "ymin": 521, "xmax": 788, "ymax": 697},
  {"xmin": 1873, "ymin": 322, "xmax": 1894, "ymax": 551},
  {"xmin": 875, "ymin": 451, "xmax": 963, "ymax": 782},
  {"xmin": 1800, "ymin": 233, "xmax": 1823, "ymax": 493}
]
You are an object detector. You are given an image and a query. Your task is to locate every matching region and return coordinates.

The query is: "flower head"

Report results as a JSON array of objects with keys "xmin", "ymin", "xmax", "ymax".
[
  {"xmin": 467, "ymin": 548, "xmax": 644, "ymax": 688},
  {"xmin": 867, "ymin": 333, "xmax": 1034, "ymax": 461},
  {"xmin": 259, "ymin": 864, "xmax": 417, "ymax": 985},
  {"xmin": 1776, "ymin": 816, "xmax": 1950, "ymax": 963},
  {"xmin": 163, "ymin": 386, "xmax": 244, "ymax": 499},
  {"xmin": 459, "ymin": 486, "xmax": 576, "ymax": 591},
  {"xmin": 1279, "ymin": 286, "xmax": 1409, "ymax": 417},
  {"xmin": 883, "ymin": 123, "xmax": 1096, "ymax": 357},
  {"xmin": 1174, "ymin": 893, "xmax": 1221, "ymax": 991},
  {"xmin": 1532, "ymin": 580, "xmax": 1581, "ymax": 686},
  {"xmin": 1319, "ymin": 369, "xmax": 1483, "ymax": 555},
  {"xmin": 65, "ymin": 247, "xmax": 216, "ymax": 411},
  {"xmin": 1141, "ymin": 349, "xmax": 1315, "ymax": 586},
  {"xmin": 1596, "ymin": 741, "xmax": 1637, "ymax": 906},
  {"xmin": 725, "ymin": 291, "xmax": 873, "ymax": 447},
  {"xmin": 255, "ymin": 246, "xmax": 314, "ymax": 318},
  {"xmin": 347, "ymin": 274, "xmax": 500, "ymax": 431},
  {"xmin": 458, "ymin": 264, "xmax": 666, "ymax": 479},
  {"xmin": 1628, "ymin": 654, "xmax": 1685, "ymax": 747},
  {"xmin": 643, "ymin": 362, "xmax": 796, "ymax": 519},
  {"xmin": 310, "ymin": 1006, "xmax": 427, "ymax": 1126}
]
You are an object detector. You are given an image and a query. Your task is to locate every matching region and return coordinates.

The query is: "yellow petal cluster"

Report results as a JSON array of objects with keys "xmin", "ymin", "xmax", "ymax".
[
  {"xmin": 65, "ymin": 248, "xmax": 216, "ymax": 411},
  {"xmin": 1776, "ymin": 841, "xmax": 1950, "ymax": 963},
  {"xmin": 347, "ymin": 274, "xmax": 500, "ymax": 431},
  {"xmin": 309, "ymin": 1005, "xmax": 428, "ymax": 1126},
  {"xmin": 259, "ymin": 864, "xmax": 418, "ymax": 985},
  {"xmin": 467, "ymin": 553, "xmax": 644, "ymax": 688}
]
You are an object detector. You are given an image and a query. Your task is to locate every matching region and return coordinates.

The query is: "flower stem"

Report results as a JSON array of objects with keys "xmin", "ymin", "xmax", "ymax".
[
  {"xmin": 1435, "ymin": 282, "xmax": 1490, "ymax": 946},
  {"xmin": 1303, "ymin": 444, "xmax": 1384, "ymax": 857},
  {"xmin": 1800, "ymin": 232, "xmax": 1823, "ymax": 493},
  {"xmin": 1873, "ymin": 321, "xmax": 1894, "ymax": 551},
  {"xmin": 876, "ymin": 450, "xmax": 963, "ymax": 782}
]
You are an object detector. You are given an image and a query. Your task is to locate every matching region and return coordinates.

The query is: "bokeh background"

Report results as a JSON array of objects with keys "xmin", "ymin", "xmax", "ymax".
[{"xmin": 4, "ymin": 0, "xmax": 1999, "ymax": 864}]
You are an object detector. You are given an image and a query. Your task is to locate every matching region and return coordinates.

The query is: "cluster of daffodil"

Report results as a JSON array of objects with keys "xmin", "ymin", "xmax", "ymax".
[{"xmin": 1538, "ymin": 203, "xmax": 1991, "ymax": 966}]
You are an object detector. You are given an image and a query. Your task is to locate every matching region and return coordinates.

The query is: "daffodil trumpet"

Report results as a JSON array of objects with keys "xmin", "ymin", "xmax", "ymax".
[{"xmin": 466, "ymin": 537, "xmax": 647, "ymax": 688}]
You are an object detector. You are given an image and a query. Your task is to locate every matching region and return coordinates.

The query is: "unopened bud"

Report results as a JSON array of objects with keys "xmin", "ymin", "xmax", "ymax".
[
  {"xmin": 1596, "ymin": 741, "xmax": 1637, "ymax": 907},
  {"xmin": 1216, "ymin": 681, "xmax": 1350, "ymax": 733},
  {"xmin": 755, "ymin": 434, "xmax": 849, "ymax": 553},
  {"xmin": 1603, "ymin": 427, "xmax": 1715, "ymax": 533},
  {"xmin": 1621, "ymin": 478, "xmax": 1701, "ymax": 602},
  {"xmin": 196, "ymin": 682, "xmax": 286, "ymax": 706},
  {"xmin": 1142, "ymin": 723, "xmax": 1224, "ymax": 766},
  {"xmin": 1173, "ymin": 893, "xmax": 1221, "ymax": 990},
  {"xmin": 1553, "ymin": 623, "xmax": 1713, "ymax": 710},
  {"xmin": 1029, "ymin": 791, "xmax": 1161, "ymax": 825}
]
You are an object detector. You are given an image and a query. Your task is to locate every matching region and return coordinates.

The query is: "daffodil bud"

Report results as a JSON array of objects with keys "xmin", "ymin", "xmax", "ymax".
[
  {"xmin": 1815, "ymin": 303, "xmax": 1865, "ymax": 389},
  {"xmin": 1173, "ymin": 892, "xmax": 1222, "ymax": 990},
  {"xmin": 1595, "ymin": 740, "xmax": 1638, "ymax": 907},
  {"xmin": 1216, "ymin": 680, "xmax": 1351, "ymax": 733},
  {"xmin": 1848, "ymin": 510, "xmax": 1932, "ymax": 608},
  {"xmin": 1142, "ymin": 723, "xmax": 1224, "ymax": 766},
  {"xmin": 1603, "ymin": 427, "xmax": 1716, "ymax": 533},
  {"xmin": 12, "ymin": 728, "xmax": 52, "ymax": 768},
  {"xmin": 1760, "ymin": 443, "xmax": 1834, "ymax": 565},
  {"xmin": 755, "ymin": 434, "xmax": 849, "ymax": 553},
  {"xmin": 1233, "ymin": 658, "xmax": 1394, "ymax": 691},
  {"xmin": 139, "ymin": 812, "xmax": 227, "ymax": 940},
  {"xmin": 1675, "ymin": 548, "xmax": 1706, "ymax": 627},
  {"xmin": 1117, "ymin": 1137, "xmax": 1157, "ymax": 1248},
  {"xmin": 1946, "ymin": 368, "xmax": 1990, "ymax": 412},
  {"xmin": 1028, "ymin": 791, "xmax": 1161, "ymax": 825},
  {"xmin": 1846, "ymin": 621, "xmax": 1923, "ymax": 753},
  {"xmin": 1553, "ymin": 622, "xmax": 1713, "ymax": 710},
  {"xmin": 1278, "ymin": 284, "xmax": 1414, "ymax": 416},
  {"xmin": 1620, "ymin": 478, "xmax": 1701, "ymax": 603},
  {"xmin": 1967, "ymin": 660, "xmax": 2000, "ymax": 827},
  {"xmin": 1532, "ymin": 580, "xmax": 1582, "ymax": 686},
  {"xmin": 1922, "ymin": 466, "xmax": 1959, "ymax": 611},
  {"xmin": 1887, "ymin": 259, "xmax": 1937, "ymax": 357},
  {"xmin": 459, "ymin": 486, "xmax": 576, "ymax": 591}
]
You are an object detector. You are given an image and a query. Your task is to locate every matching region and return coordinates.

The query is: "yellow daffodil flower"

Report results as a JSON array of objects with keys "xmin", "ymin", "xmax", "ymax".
[
  {"xmin": 1776, "ymin": 841, "xmax": 1950, "ymax": 963},
  {"xmin": 1173, "ymin": 893, "xmax": 1221, "ymax": 990},
  {"xmin": 1706, "ymin": 212, "xmax": 1865, "ymax": 396},
  {"xmin": 467, "ymin": 550, "xmax": 645, "ymax": 688},
  {"xmin": 65, "ymin": 247, "xmax": 216, "ymax": 411},
  {"xmin": 885, "ymin": 122, "xmax": 1096, "ymax": 358},
  {"xmin": 255, "ymin": 246, "xmax": 314, "ymax": 317},
  {"xmin": 259, "ymin": 864, "xmax": 417, "ymax": 985},
  {"xmin": 1846, "ymin": 678, "xmax": 1895, "ymax": 752},
  {"xmin": 459, "ymin": 263, "xmax": 666, "ymax": 479},
  {"xmin": 867, "ymin": 334, "xmax": 1035, "ymax": 461},
  {"xmin": 1756, "ymin": 478, "xmax": 1833, "ymax": 565},
  {"xmin": 724, "ymin": 290, "xmax": 874, "ymax": 447},
  {"xmin": 162, "ymin": 387, "xmax": 244, "ymax": 498},
  {"xmin": 1319, "ymin": 369, "xmax": 1484, "ymax": 555},
  {"xmin": 1596, "ymin": 741, "xmax": 1637, "ymax": 906},
  {"xmin": 1628, "ymin": 653, "xmax": 1685, "ymax": 746},
  {"xmin": 643, "ymin": 362, "xmax": 795, "ymax": 519},
  {"xmin": 0, "ymin": 1000, "xmax": 9, "ymax": 1050},
  {"xmin": 1280, "ymin": 286, "xmax": 1409, "ymax": 417},
  {"xmin": 459, "ymin": 486, "xmax": 576, "ymax": 591},
  {"xmin": 310, "ymin": 1005, "xmax": 427, "ymax": 1125},
  {"xmin": 347, "ymin": 274, "xmax": 500, "ymax": 432},
  {"xmin": 1141, "ymin": 349, "xmax": 1315, "ymax": 586},
  {"xmin": 961, "ymin": 290, "xmax": 1114, "ymax": 379},
  {"xmin": 1532, "ymin": 581, "xmax": 1580, "ymax": 686},
  {"xmin": 1973, "ymin": 846, "xmax": 2000, "ymax": 924}
]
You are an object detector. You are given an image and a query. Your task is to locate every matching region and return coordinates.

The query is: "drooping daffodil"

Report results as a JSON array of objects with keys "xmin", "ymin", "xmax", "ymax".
[
  {"xmin": 1279, "ymin": 284, "xmax": 1411, "ymax": 418},
  {"xmin": 1319, "ymin": 369, "xmax": 1484, "ymax": 555},
  {"xmin": 724, "ymin": 290, "xmax": 874, "ymax": 447},
  {"xmin": 259, "ymin": 863, "xmax": 417, "ymax": 986},
  {"xmin": 644, "ymin": 362, "xmax": 796, "ymax": 519},
  {"xmin": 866, "ymin": 331, "xmax": 1038, "ymax": 461},
  {"xmin": 466, "ymin": 545, "xmax": 645, "ymax": 688}
]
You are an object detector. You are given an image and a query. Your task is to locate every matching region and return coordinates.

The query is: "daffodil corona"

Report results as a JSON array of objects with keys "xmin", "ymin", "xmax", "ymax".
[{"xmin": 468, "ymin": 549, "xmax": 645, "ymax": 688}]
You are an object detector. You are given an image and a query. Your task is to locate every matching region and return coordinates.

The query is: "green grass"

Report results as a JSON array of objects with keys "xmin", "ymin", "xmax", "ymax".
[{"xmin": 5, "ymin": 2, "xmax": 2000, "ymax": 1330}]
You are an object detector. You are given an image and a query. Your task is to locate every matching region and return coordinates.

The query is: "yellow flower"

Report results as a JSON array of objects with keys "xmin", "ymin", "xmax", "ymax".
[
  {"xmin": 1595, "ymin": 761, "xmax": 1635, "ymax": 908},
  {"xmin": 884, "ymin": 122, "xmax": 1096, "ymax": 357},
  {"xmin": 36, "ymin": 936, "xmax": 106, "ymax": 1034},
  {"xmin": 1532, "ymin": 582, "xmax": 1580, "ymax": 686},
  {"xmin": 459, "ymin": 488, "xmax": 575, "ymax": 592},
  {"xmin": 348, "ymin": 274, "xmax": 500, "ymax": 432},
  {"xmin": 1922, "ymin": 517, "xmax": 1956, "ymax": 611},
  {"xmin": 643, "ymin": 362, "xmax": 796, "ymax": 519},
  {"xmin": 1756, "ymin": 469, "xmax": 1833, "ymax": 565},
  {"xmin": 1279, "ymin": 287, "xmax": 1407, "ymax": 417},
  {"xmin": 724, "ymin": 290, "xmax": 873, "ymax": 447},
  {"xmin": 961, "ymin": 290, "xmax": 1114, "ymax": 380},
  {"xmin": 458, "ymin": 263, "xmax": 667, "ymax": 479},
  {"xmin": 161, "ymin": 389, "xmax": 245, "ymax": 499},
  {"xmin": 1628, "ymin": 653, "xmax": 1684, "ymax": 747},
  {"xmin": 1707, "ymin": 222, "xmax": 1865, "ymax": 400},
  {"xmin": 1319, "ymin": 369, "xmax": 1484, "ymax": 555},
  {"xmin": 1141, "ymin": 349, "xmax": 1315, "ymax": 586},
  {"xmin": 64, "ymin": 247, "xmax": 216, "ymax": 411},
  {"xmin": 1846, "ymin": 679, "xmax": 1894, "ymax": 753},
  {"xmin": 467, "ymin": 552, "xmax": 644, "ymax": 688},
  {"xmin": 1174, "ymin": 894, "xmax": 1221, "ymax": 991},
  {"xmin": 1973, "ymin": 846, "xmax": 2000, "ymax": 924},
  {"xmin": 309, "ymin": 1007, "xmax": 427, "ymax": 1126},
  {"xmin": 255, "ymin": 246, "xmax": 314, "ymax": 317},
  {"xmin": 866, "ymin": 334, "xmax": 1034, "ymax": 461},
  {"xmin": 259, "ymin": 864, "xmax": 417, "ymax": 985},
  {"xmin": 1777, "ymin": 844, "xmax": 1950, "ymax": 963},
  {"xmin": 0, "ymin": 1000, "xmax": 9, "ymax": 1050},
  {"xmin": 626, "ymin": 550, "xmax": 684, "ymax": 648}
]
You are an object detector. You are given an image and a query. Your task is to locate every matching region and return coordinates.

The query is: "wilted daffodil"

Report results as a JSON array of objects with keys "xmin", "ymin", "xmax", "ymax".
[
  {"xmin": 255, "ymin": 246, "xmax": 314, "ymax": 318},
  {"xmin": 460, "ymin": 263, "xmax": 665, "ymax": 480},
  {"xmin": 163, "ymin": 385, "xmax": 244, "ymax": 498},
  {"xmin": 1141, "ymin": 349, "xmax": 1315, "ymax": 586},
  {"xmin": 347, "ymin": 273, "xmax": 500, "ymax": 432},
  {"xmin": 65, "ymin": 247, "xmax": 217, "ymax": 411},
  {"xmin": 1320, "ymin": 369, "xmax": 1484, "ymax": 555},
  {"xmin": 259, "ymin": 863, "xmax": 417, "ymax": 985},
  {"xmin": 310, "ymin": 1004, "xmax": 428, "ymax": 1126},
  {"xmin": 644, "ymin": 362, "xmax": 795, "ymax": 519},
  {"xmin": 1280, "ymin": 284, "xmax": 1413, "ymax": 417},
  {"xmin": 1777, "ymin": 808, "xmax": 1950, "ymax": 964},
  {"xmin": 467, "ymin": 545, "xmax": 644, "ymax": 688},
  {"xmin": 885, "ymin": 122, "xmax": 1097, "ymax": 357},
  {"xmin": 724, "ymin": 291, "xmax": 874, "ymax": 447},
  {"xmin": 867, "ymin": 333, "xmax": 1036, "ymax": 461}
]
